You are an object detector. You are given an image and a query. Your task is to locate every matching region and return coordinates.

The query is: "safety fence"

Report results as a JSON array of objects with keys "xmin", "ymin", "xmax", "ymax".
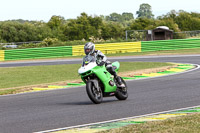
[{"xmin": 0, "ymin": 38, "xmax": 200, "ymax": 61}]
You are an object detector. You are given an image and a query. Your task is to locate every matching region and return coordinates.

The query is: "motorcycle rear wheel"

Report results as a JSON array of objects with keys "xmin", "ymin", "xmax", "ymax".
[
  {"xmin": 115, "ymin": 77, "xmax": 128, "ymax": 100},
  {"xmin": 86, "ymin": 81, "xmax": 103, "ymax": 104}
]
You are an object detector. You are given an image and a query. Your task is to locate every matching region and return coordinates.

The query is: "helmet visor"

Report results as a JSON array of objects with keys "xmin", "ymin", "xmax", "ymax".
[{"xmin": 85, "ymin": 48, "xmax": 91, "ymax": 55}]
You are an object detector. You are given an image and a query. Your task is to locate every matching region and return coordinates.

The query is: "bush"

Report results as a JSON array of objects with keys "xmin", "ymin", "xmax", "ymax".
[{"xmin": 40, "ymin": 38, "xmax": 59, "ymax": 46}]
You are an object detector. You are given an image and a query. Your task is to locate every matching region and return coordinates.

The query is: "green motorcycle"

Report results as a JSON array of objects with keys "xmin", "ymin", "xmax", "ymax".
[{"xmin": 78, "ymin": 60, "xmax": 128, "ymax": 104}]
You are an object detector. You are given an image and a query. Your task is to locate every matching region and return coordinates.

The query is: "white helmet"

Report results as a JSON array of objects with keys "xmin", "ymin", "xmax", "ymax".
[{"xmin": 84, "ymin": 42, "xmax": 95, "ymax": 55}]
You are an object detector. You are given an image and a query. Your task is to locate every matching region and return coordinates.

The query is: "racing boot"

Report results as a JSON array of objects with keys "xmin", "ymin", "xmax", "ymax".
[
  {"xmin": 115, "ymin": 76, "xmax": 125, "ymax": 88},
  {"xmin": 107, "ymin": 65, "xmax": 125, "ymax": 88}
]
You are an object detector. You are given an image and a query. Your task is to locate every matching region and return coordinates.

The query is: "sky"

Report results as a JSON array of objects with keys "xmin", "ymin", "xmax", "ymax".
[{"xmin": 0, "ymin": 0, "xmax": 199, "ymax": 22}]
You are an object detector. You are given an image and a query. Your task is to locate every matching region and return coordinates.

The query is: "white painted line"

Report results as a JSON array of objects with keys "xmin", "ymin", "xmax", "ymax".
[{"xmin": 34, "ymin": 105, "xmax": 200, "ymax": 133}]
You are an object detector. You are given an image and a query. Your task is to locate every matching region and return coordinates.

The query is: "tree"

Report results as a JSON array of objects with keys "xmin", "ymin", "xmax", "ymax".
[
  {"xmin": 155, "ymin": 19, "xmax": 180, "ymax": 32},
  {"xmin": 130, "ymin": 17, "xmax": 154, "ymax": 30},
  {"xmin": 105, "ymin": 12, "xmax": 134, "ymax": 28},
  {"xmin": 106, "ymin": 13, "xmax": 122, "ymax": 22},
  {"xmin": 106, "ymin": 12, "xmax": 134, "ymax": 22},
  {"xmin": 191, "ymin": 12, "xmax": 200, "ymax": 18},
  {"xmin": 47, "ymin": 15, "xmax": 65, "ymax": 30},
  {"xmin": 157, "ymin": 10, "xmax": 178, "ymax": 21},
  {"xmin": 159, "ymin": 10, "xmax": 200, "ymax": 31},
  {"xmin": 47, "ymin": 15, "xmax": 66, "ymax": 40},
  {"xmin": 88, "ymin": 15, "xmax": 103, "ymax": 30},
  {"xmin": 101, "ymin": 22, "xmax": 124, "ymax": 40},
  {"xmin": 64, "ymin": 13, "xmax": 104, "ymax": 40},
  {"xmin": 175, "ymin": 11, "xmax": 200, "ymax": 31},
  {"xmin": 0, "ymin": 21, "xmax": 53, "ymax": 42},
  {"xmin": 76, "ymin": 12, "xmax": 95, "ymax": 40},
  {"xmin": 136, "ymin": 3, "xmax": 154, "ymax": 19},
  {"xmin": 122, "ymin": 13, "xmax": 134, "ymax": 21}
]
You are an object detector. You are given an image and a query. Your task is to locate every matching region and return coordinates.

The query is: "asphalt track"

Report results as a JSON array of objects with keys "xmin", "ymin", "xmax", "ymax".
[{"xmin": 1, "ymin": 55, "xmax": 200, "ymax": 133}]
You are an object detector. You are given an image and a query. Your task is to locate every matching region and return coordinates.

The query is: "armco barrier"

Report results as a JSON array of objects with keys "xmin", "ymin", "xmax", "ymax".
[
  {"xmin": 4, "ymin": 46, "xmax": 72, "ymax": 61},
  {"xmin": 142, "ymin": 38, "xmax": 200, "ymax": 52},
  {"xmin": 72, "ymin": 42, "xmax": 141, "ymax": 56}
]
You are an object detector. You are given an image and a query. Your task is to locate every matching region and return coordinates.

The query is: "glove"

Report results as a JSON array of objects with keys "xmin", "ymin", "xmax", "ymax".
[{"xmin": 98, "ymin": 61, "xmax": 105, "ymax": 66}]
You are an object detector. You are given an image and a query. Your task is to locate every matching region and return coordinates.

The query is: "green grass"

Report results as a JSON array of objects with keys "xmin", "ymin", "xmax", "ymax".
[
  {"xmin": 101, "ymin": 113, "xmax": 200, "ymax": 133},
  {"xmin": 0, "ymin": 88, "xmax": 21, "ymax": 95},
  {"xmin": 119, "ymin": 62, "xmax": 172, "ymax": 72},
  {"xmin": 0, "ymin": 62, "xmax": 172, "ymax": 90},
  {"xmin": 0, "ymin": 64, "xmax": 80, "ymax": 89}
]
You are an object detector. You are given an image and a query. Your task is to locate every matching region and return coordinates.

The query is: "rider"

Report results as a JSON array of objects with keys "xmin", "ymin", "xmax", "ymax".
[{"xmin": 82, "ymin": 42, "xmax": 125, "ymax": 87}]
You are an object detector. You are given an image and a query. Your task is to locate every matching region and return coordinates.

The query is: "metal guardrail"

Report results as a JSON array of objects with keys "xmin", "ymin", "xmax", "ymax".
[
  {"xmin": 0, "ymin": 41, "xmax": 42, "ymax": 45},
  {"xmin": 0, "ymin": 41, "xmax": 42, "ymax": 48}
]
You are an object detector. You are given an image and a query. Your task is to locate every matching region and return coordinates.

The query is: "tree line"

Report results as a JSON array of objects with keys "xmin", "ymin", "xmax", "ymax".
[{"xmin": 0, "ymin": 3, "xmax": 199, "ymax": 43}]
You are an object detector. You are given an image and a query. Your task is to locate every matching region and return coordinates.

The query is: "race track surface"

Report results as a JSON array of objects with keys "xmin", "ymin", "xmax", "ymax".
[{"xmin": 1, "ymin": 55, "xmax": 200, "ymax": 133}]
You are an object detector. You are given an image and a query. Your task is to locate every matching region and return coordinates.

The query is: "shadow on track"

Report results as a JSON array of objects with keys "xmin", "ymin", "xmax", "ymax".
[{"xmin": 58, "ymin": 99, "xmax": 119, "ymax": 106}]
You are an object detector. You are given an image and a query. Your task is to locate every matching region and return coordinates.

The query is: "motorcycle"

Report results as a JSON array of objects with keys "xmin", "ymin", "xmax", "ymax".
[{"xmin": 78, "ymin": 60, "xmax": 128, "ymax": 104}]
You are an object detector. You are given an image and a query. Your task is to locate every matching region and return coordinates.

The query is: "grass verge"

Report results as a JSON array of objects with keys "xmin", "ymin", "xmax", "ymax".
[
  {"xmin": 0, "ymin": 62, "xmax": 173, "ymax": 95},
  {"xmin": 101, "ymin": 113, "xmax": 200, "ymax": 133}
]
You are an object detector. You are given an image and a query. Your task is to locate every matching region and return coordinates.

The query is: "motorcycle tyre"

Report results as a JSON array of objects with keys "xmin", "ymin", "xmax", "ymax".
[
  {"xmin": 115, "ymin": 77, "xmax": 128, "ymax": 100},
  {"xmin": 86, "ymin": 81, "xmax": 103, "ymax": 104}
]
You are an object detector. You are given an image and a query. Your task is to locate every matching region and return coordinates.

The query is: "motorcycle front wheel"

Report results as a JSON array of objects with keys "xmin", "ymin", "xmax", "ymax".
[
  {"xmin": 86, "ymin": 81, "xmax": 103, "ymax": 104},
  {"xmin": 115, "ymin": 77, "xmax": 128, "ymax": 100}
]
